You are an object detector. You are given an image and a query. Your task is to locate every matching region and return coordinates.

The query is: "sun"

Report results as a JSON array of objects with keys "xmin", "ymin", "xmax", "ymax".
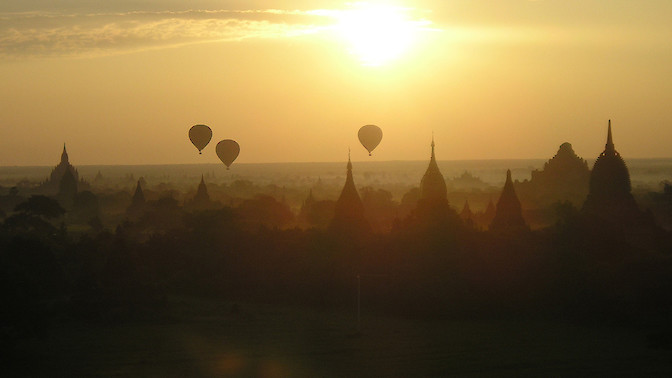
[{"xmin": 333, "ymin": 2, "xmax": 429, "ymax": 66}]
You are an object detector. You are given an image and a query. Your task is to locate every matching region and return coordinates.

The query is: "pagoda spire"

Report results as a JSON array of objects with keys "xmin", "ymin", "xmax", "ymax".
[
  {"xmin": 431, "ymin": 132, "xmax": 435, "ymax": 161},
  {"xmin": 605, "ymin": 120, "xmax": 615, "ymax": 153},
  {"xmin": 61, "ymin": 143, "xmax": 69, "ymax": 164},
  {"xmin": 132, "ymin": 179, "xmax": 145, "ymax": 205},
  {"xmin": 347, "ymin": 147, "xmax": 352, "ymax": 169},
  {"xmin": 195, "ymin": 174, "xmax": 209, "ymax": 201}
]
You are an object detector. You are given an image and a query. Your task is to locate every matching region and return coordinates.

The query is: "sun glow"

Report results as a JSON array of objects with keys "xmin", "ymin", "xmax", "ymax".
[{"xmin": 333, "ymin": 2, "xmax": 430, "ymax": 66}]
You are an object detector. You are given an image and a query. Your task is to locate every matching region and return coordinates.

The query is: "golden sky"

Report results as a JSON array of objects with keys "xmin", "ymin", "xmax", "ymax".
[{"xmin": 1, "ymin": 0, "xmax": 671, "ymax": 165}]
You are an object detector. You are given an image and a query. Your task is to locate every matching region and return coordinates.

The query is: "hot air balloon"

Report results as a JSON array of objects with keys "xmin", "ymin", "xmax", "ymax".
[
  {"xmin": 358, "ymin": 125, "xmax": 383, "ymax": 156},
  {"xmin": 189, "ymin": 124, "xmax": 213, "ymax": 154},
  {"xmin": 216, "ymin": 139, "xmax": 240, "ymax": 170}
]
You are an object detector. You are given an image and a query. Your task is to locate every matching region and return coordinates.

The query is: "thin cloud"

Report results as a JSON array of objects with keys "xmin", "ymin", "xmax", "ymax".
[{"xmin": 0, "ymin": 9, "xmax": 331, "ymax": 59}]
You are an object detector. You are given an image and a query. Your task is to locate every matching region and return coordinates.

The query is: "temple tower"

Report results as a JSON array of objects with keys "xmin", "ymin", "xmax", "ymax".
[
  {"xmin": 331, "ymin": 152, "xmax": 369, "ymax": 233},
  {"xmin": 460, "ymin": 200, "xmax": 473, "ymax": 222},
  {"xmin": 193, "ymin": 175, "xmax": 210, "ymax": 204},
  {"xmin": 420, "ymin": 136, "xmax": 448, "ymax": 204},
  {"xmin": 582, "ymin": 120, "xmax": 640, "ymax": 221},
  {"xmin": 490, "ymin": 170, "xmax": 527, "ymax": 232},
  {"xmin": 42, "ymin": 143, "xmax": 81, "ymax": 194},
  {"xmin": 126, "ymin": 179, "xmax": 146, "ymax": 219}
]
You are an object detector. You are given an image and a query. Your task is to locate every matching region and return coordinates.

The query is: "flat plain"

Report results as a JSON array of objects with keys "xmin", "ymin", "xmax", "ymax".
[{"xmin": 6, "ymin": 297, "xmax": 672, "ymax": 377}]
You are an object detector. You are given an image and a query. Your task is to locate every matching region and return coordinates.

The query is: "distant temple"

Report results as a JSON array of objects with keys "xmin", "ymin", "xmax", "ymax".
[
  {"xmin": 516, "ymin": 142, "xmax": 590, "ymax": 208},
  {"xmin": 410, "ymin": 137, "xmax": 460, "ymax": 228},
  {"xmin": 299, "ymin": 189, "xmax": 335, "ymax": 229},
  {"xmin": 582, "ymin": 121, "xmax": 641, "ymax": 222},
  {"xmin": 194, "ymin": 175, "xmax": 210, "ymax": 203},
  {"xmin": 301, "ymin": 189, "xmax": 316, "ymax": 214},
  {"xmin": 299, "ymin": 189, "xmax": 317, "ymax": 225},
  {"xmin": 419, "ymin": 137, "xmax": 448, "ymax": 204},
  {"xmin": 185, "ymin": 175, "xmax": 214, "ymax": 211},
  {"xmin": 299, "ymin": 189, "xmax": 316, "ymax": 227},
  {"xmin": 126, "ymin": 179, "xmax": 146, "ymax": 220},
  {"xmin": 448, "ymin": 171, "xmax": 492, "ymax": 191},
  {"xmin": 460, "ymin": 200, "xmax": 473, "ymax": 222},
  {"xmin": 40, "ymin": 144, "xmax": 88, "ymax": 194},
  {"xmin": 330, "ymin": 153, "xmax": 369, "ymax": 233},
  {"xmin": 490, "ymin": 170, "xmax": 528, "ymax": 232},
  {"xmin": 469, "ymin": 199, "xmax": 496, "ymax": 229}
]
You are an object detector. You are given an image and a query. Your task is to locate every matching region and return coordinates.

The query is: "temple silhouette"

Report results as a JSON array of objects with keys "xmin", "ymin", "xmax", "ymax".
[
  {"xmin": 185, "ymin": 175, "xmax": 216, "ymax": 211},
  {"xmin": 40, "ymin": 144, "xmax": 89, "ymax": 195},
  {"xmin": 582, "ymin": 120, "xmax": 643, "ymax": 224},
  {"xmin": 460, "ymin": 200, "xmax": 473, "ymax": 222},
  {"xmin": 299, "ymin": 189, "xmax": 335, "ymax": 229},
  {"xmin": 126, "ymin": 179, "xmax": 146, "ymax": 220},
  {"xmin": 411, "ymin": 137, "xmax": 460, "ymax": 228},
  {"xmin": 490, "ymin": 169, "xmax": 528, "ymax": 232},
  {"xmin": 516, "ymin": 142, "xmax": 590, "ymax": 209},
  {"xmin": 420, "ymin": 137, "xmax": 447, "ymax": 205},
  {"xmin": 14, "ymin": 123, "xmax": 660, "ymax": 236},
  {"xmin": 330, "ymin": 152, "xmax": 369, "ymax": 234}
]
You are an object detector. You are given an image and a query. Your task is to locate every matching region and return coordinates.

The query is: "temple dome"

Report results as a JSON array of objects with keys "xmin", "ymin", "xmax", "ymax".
[
  {"xmin": 589, "ymin": 122, "xmax": 631, "ymax": 199},
  {"xmin": 583, "ymin": 120, "xmax": 640, "ymax": 221}
]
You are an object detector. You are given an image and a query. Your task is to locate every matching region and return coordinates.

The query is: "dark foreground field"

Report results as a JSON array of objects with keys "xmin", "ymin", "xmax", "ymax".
[{"xmin": 5, "ymin": 297, "xmax": 672, "ymax": 377}]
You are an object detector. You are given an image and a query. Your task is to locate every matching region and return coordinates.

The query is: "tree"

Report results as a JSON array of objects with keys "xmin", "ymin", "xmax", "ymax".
[{"xmin": 14, "ymin": 195, "xmax": 65, "ymax": 219}]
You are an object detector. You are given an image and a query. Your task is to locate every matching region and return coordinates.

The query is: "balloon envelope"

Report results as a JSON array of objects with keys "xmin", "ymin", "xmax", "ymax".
[
  {"xmin": 189, "ymin": 124, "xmax": 213, "ymax": 154},
  {"xmin": 216, "ymin": 140, "xmax": 240, "ymax": 169},
  {"xmin": 358, "ymin": 125, "xmax": 383, "ymax": 156}
]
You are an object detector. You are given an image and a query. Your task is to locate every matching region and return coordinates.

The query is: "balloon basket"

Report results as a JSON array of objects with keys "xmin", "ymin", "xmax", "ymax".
[
  {"xmin": 368, "ymin": 153, "xmax": 372, "ymax": 156},
  {"xmin": 199, "ymin": 151, "xmax": 202, "ymax": 155}
]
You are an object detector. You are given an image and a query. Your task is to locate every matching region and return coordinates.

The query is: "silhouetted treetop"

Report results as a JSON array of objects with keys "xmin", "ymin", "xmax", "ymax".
[{"xmin": 14, "ymin": 195, "xmax": 65, "ymax": 219}]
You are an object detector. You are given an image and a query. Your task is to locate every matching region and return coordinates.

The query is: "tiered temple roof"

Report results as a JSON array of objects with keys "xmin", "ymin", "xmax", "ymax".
[{"xmin": 40, "ymin": 144, "xmax": 90, "ymax": 195}]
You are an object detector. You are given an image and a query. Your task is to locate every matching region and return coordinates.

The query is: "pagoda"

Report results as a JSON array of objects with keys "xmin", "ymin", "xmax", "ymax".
[
  {"xmin": 330, "ymin": 152, "xmax": 369, "ymax": 233},
  {"xmin": 582, "ymin": 120, "xmax": 640, "ymax": 222},
  {"xmin": 40, "ymin": 144, "xmax": 88, "ymax": 194},
  {"xmin": 490, "ymin": 170, "xmax": 528, "ymax": 232},
  {"xmin": 186, "ymin": 175, "xmax": 214, "ymax": 211},
  {"xmin": 419, "ymin": 136, "xmax": 448, "ymax": 205},
  {"xmin": 413, "ymin": 136, "xmax": 460, "ymax": 227},
  {"xmin": 126, "ymin": 179, "xmax": 146, "ymax": 220}
]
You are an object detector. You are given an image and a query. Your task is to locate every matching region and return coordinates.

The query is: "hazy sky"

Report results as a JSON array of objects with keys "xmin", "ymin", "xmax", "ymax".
[{"xmin": 1, "ymin": 0, "xmax": 671, "ymax": 165}]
